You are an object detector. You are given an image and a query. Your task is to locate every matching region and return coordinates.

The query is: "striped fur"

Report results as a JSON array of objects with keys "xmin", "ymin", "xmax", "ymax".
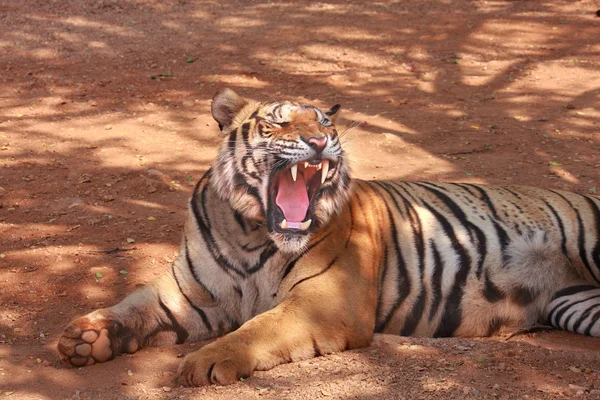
[{"xmin": 59, "ymin": 89, "xmax": 600, "ymax": 385}]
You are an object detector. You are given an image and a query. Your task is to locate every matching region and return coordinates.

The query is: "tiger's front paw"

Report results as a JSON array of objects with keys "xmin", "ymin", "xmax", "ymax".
[
  {"xmin": 58, "ymin": 311, "xmax": 139, "ymax": 367},
  {"xmin": 178, "ymin": 341, "xmax": 256, "ymax": 386}
]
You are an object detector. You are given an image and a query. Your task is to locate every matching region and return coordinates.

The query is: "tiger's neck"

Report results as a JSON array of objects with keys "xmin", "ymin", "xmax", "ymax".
[{"xmin": 193, "ymin": 169, "xmax": 273, "ymax": 255}]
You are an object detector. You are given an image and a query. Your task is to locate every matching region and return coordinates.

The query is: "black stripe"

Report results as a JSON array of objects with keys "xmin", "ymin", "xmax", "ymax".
[
  {"xmin": 385, "ymin": 183, "xmax": 426, "ymax": 336},
  {"xmin": 428, "ymin": 240, "xmax": 444, "ymax": 320},
  {"xmin": 401, "ymin": 291, "xmax": 426, "ymax": 336},
  {"xmin": 549, "ymin": 190, "xmax": 599, "ymax": 284},
  {"xmin": 233, "ymin": 285, "xmax": 243, "ymax": 297},
  {"xmin": 228, "ymin": 129, "xmax": 237, "ymax": 156},
  {"xmin": 423, "ymin": 182, "xmax": 450, "ymax": 192},
  {"xmin": 372, "ymin": 182, "xmax": 406, "ymax": 217},
  {"xmin": 280, "ymin": 233, "xmax": 331, "ymax": 282},
  {"xmin": 241, "ymin": 154, "xmax": 262, "ymax": 182},
  {"xmin": 247, "ymin": 244, "xmax": 278, "ymax": 274},
  {"xmin": 583, "ymin": 306, "xmax": 600, "ymax": 336},
  {"xmin": 374, "ymin": 205, "xmax": 411, "ymax": 332},
  {"xmin": 416, "ymin": 182, "xmax": 487, "ymax": 279},
  {"xmin": 573, "ymin": 297, "xmax": 600, "ymax": 333},
  {"xmin": 564, "ymin": 294, "xmax": 600, "ymax": 331},
  {"xmin": 241, "ymin": 122, "xmax": 251, "ymax": 147},
  {"xmin": 483, "ymin": 271, "xmax": 505, "ymax": 303},
  {"xmin": 553, "ymin": 295, "xmax": 600, "ymax": 329},
  {"xmin": 375, "ymin": 246, "xmax": 389, "ymax": 326},
  {"xmin": 271, "ymin": 104, "xmax": 283, "ymax": 119},
  {"xmin": 395, "ymin": 182, "xmax": 422, "ymax": 204},
  {"xmin": 543, "ymin": 200, "xmax": 568, "ymax": 258},
  {"xmin": 583, "ymin": 196, "xmax": 600, "ymax": 283},
  {"xmin": 184, "ymin": 238, "xmax": 216, "ymax": 301},
  {"xmin": 233, "ymin": 211, "xmax": 248, "ymax": 234},
  {"xmin": 345, "ymin": 201, "xmax": 354, "ymax": 248},
  {"xmin": 551, "ymin": 284, "xmax": 598, "ymax": 301},
  {"xmin": 464, "ymin": 184, "xmax": 500, "ymax": 220},
  {"xmin": 491, "ymin": 219, "xmax": 511, "ymax": 266},
  {"xmin": 547, "ymin": 299, "xmax": 569, "ymax": 326},
  {"xmin": 420, "ymin": 201, "xmax": 471, "ymax": 337},
  {"xmin": 241, "ymin": 240, "xmax": 270, "ymax": 252},
  {"xmin": 171, "ymin": 262, "xmax": 213, "ymax": 332},
  {"xmin": 451, "ymin": 183, "xmax": 478, "ymax": 199},
  {"xmin": 192, "ymin": 171, "xmax": 212, "ymax": 227},
  {"xmin": 158, "ymin": 296, "xmax": 189, "ymax": 344},
  {"xmin": 289, "ymin": 257, "xmax": 337, "ymax": 293},
  {"xmin": 575, "ymin": 209, "xmax": 592, "ymax": 281},
  {"xmin": 190, "ymin": 177, "xmax": 247, "ymax": 278},
  {"xmin": 504, "ymin": 188, "xmax": 522, "ymax": 199}
]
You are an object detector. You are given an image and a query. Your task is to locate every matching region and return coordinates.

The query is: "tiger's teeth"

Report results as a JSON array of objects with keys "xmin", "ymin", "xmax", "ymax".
[
  {"xmin": 321, "ymin": 159, "xmax": 330, "ymax": 184},
  {"xmin": 280, "ymin": 219, "xmax": 288, "ymax": 229},
  {"xmin": 316, "ymin": 162, "xmax": 322, "ymax": 170},
  {"xmin": 290, "ymin": 164, "xmax": 298, "ymax": 182},
  {"xmin": 300, "ymin": 219, "xmax": 312, "ymax": 230},
  {"xmin": 304, "ymin": 161, "xmax": 309, "ymax": 168}
]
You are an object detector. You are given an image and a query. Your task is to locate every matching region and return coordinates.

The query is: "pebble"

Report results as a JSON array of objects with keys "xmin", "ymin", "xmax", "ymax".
[{"xmin": 162, "ymin": 386, "xmax": 171, "ymax": 392}]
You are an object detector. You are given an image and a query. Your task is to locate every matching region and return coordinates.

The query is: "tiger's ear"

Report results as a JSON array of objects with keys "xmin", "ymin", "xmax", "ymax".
[
  {"xmin": 325, "ymin": 104, "xmax": 341, "ymax": 124},
  {"xmin": 211, "ymin": 88, "xmax": 248, "ymax": 131}
]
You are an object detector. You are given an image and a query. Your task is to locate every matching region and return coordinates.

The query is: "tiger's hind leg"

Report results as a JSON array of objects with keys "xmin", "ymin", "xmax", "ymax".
[
  {"xmin": 545, "ymin": 284, "xmax": 600, "ymax": 337},
  {"xmin": 59, "ymin": 270, "xmax": 232, "ymax": 367}
]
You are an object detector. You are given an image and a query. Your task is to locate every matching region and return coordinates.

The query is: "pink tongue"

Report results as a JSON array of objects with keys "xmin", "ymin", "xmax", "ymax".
[{"xmin": 276, "ymin": 172, "xmax": 309, "ymax": 222}]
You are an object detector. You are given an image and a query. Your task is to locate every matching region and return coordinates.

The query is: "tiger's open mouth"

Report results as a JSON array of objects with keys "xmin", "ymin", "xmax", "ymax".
[{"xmin": 269, "ymin": 158, "xmax": 336, "ymax": 234}]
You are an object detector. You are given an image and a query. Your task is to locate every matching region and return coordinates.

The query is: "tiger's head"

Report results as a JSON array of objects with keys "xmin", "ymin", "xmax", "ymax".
[{"xmin": 210, "ymin": 88, "xmax": 351, "ymax": 253}]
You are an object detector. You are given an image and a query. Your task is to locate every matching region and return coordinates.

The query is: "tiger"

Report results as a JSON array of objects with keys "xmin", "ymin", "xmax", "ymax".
[{"xmin": 58, "ymin": 88, "xmax": 600, "ymax": 386}]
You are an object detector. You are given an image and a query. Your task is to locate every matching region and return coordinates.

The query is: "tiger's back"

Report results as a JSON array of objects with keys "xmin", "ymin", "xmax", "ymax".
[{"xmin": 347, "ymin": 180, "xmax": 600, "ymax": 338}]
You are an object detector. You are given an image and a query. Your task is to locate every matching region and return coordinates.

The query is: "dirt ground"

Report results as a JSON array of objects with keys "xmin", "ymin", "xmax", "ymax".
[{"xmin": 1, "ymin": 0, "xmax": 600, "ymax": 399}]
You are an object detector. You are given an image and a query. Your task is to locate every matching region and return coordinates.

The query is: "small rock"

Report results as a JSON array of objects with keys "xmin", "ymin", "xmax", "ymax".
[
  {"xmin": 568, "ymin": 384, "xmax": 586, "ymax": 391},
  {"xmin": 565, "ymin": 104, "xmax": 576, "ymax": 110},
  {"xmin": 104, "ymin": 125, "xmax": 112, "ymax": 130},
  {"xmin": 162, "ymin": 386, "xmax": 171, "ymax": 392}
]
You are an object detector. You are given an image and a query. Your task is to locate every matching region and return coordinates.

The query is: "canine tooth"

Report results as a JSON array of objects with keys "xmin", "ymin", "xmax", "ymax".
[
  {"xmin": 304, "ymin": 161, "xmax": 309, "ymax": 168},
  {"xmin": 300, "ymin": 219, "xmax": 312, "ymax": 230},
  {"xmin": 280, "ymin": 219, "xmax": 288, "ymax": 229},
  {"xmin": 321, "ymin": 159, "xmax": 329, "ymax": 184},
  {"xmin": 290, "ymin": 164, "xmax": 298, "ymax": 182}
]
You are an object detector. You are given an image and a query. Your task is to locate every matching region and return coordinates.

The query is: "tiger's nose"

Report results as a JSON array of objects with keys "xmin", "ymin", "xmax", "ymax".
[{"xmin": 305, "ymin": 136, "xmax": 328, "ymax": 153}]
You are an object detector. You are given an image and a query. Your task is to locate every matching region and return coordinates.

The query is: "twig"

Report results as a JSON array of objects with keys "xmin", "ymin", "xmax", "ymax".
[
  {"xmin": 439, "ymin": 145, "xmax": 493, "ymax": 157},
  {"xmin": 87, "ymin": 247, "xmax": 136, "ymax": 254}
]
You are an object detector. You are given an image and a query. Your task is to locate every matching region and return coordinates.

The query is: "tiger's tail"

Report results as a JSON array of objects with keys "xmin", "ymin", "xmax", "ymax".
[{"xmin": 546, "ymin": 285, "xmax": 600, "ymax": 337}]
